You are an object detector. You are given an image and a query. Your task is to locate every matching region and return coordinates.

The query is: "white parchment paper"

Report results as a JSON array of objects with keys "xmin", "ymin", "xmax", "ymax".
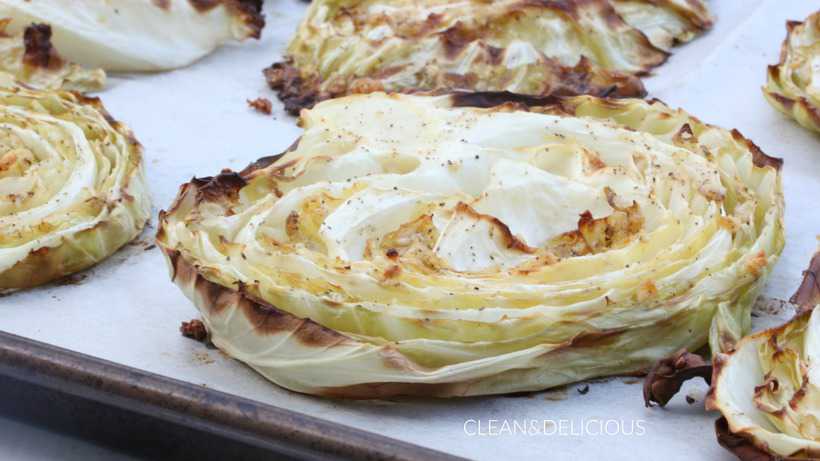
[{"xmin": 3, "ymin": 1, "xmax": 819, "ymax": 459}]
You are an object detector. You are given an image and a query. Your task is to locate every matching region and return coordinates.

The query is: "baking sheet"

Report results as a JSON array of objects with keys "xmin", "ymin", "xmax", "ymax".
[{"xmin": 3, "ymin": 0, "xmax": 820, "ymax": 459}]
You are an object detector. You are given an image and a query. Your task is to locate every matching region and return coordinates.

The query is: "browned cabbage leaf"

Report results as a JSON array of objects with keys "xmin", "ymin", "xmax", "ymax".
[{"xmin": 265, "ymin": 0, "xmax": 712, "ymax": 114}]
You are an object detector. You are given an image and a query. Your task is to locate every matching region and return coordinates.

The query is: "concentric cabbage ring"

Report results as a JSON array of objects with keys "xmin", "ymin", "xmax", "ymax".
[
  {"xmin": 707, "ymin": 250, "xmax": 820, "ymax": 460},
  {"xmin": 158, "ymin": 92, "xmax": 783, "ymax": 397},
  {"xmin": 0, "ymin": 85, "xmax": 151, "ymax": 292},
  {"xmin": 763, "ymin": 11, "xmax": 820, "ymax": 134},
  {"xmin": 265, "ymin": 0, "xmax": 712, "ymax": 114}
]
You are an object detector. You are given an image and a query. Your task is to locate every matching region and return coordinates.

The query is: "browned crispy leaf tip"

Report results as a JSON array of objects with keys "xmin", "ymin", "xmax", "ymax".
[
  {"xmin": 643, "ymin": 349, "xmax": 712, "ymax": 407},
  {"xmin": 247, "ymin": 96, "xmax": 272, "ymax": 115},
  {"xmin": 715, "ymin": 417, "xmax": 776, "ymax": 461},
  {"xmin": 263, "ymin": 60, "xmax": 318, "ymax": 115},
  {"xmin": 180, "ymin": 319, "xmax": 208, "ymax": 342},
  {"xmin": 790, "ymin": 250, "xmax": 820, "ymax": 313},
  {"xmin": 187, "ymin": 0, "xmax": 265, "ymax": 39}
]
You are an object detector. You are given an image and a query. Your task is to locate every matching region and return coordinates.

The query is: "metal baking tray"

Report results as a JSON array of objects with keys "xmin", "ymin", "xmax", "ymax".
[
  {"xmin": 0, "ymin": 330, "xmax": 460, "ymax": 460},
  {"xmin": 2, "ymin": 1, "xmax": 819, "ymax": 459}
]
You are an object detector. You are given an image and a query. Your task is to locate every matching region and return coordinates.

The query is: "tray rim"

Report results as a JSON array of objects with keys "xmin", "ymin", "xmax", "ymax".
[{"xmin": 0, "ymin": 330, "xmax": 465, "ymax": 461}]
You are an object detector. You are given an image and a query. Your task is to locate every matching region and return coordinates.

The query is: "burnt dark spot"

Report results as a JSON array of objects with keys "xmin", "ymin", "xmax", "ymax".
[
  {"xmin": 450, "ymin": 91, "xmax": 562, "ymax": 109},
  {"xmin": 180, "ymin": 319, "xmax": 208, "ymax": 342},
  {"xmin": 23, "ymin": 24, "xmax": 63, "ymax": 70},
  {"xmin": 192, "ymin": 171, "xmax": 247, "ymax": 202},
  {"xmin": 263, "ymin": 60, "xmax": 319, "ymax": 115}
]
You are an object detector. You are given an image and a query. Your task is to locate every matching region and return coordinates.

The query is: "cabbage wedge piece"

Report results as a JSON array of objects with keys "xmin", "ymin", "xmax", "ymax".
[
  {"xmin": 763, "ymin": 11, "xmax": 820, "ymax": 134},
  {"xmin": 0, "ymin": 21, "xmax": 105, "ymax": 92},
  {"xmin": 707, "ymin": 250, "xmax": 820, "ymax": 460},
  {"xmin": 265, "ymin": 0, "xmax": 712, "ymax": 114},
  {"xmin": 0, "ymin": 0, "xmax": 264, "ymax": 72},
  {"xmin": 157, "ymin": 92, "xmax": 783, "ymax": 398},
  {"xmin": 0, "ymin": 84, "xmax": 151, "ymax": 292}
]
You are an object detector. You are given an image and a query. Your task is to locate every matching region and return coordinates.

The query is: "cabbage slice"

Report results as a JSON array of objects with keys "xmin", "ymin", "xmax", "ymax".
[
  {"xmin": 266, "ymin": 0, "xmax": 711, "ymax": 114},
  {"xmin": 0, "ymin": 83, "xmax": 151, "ymax": 291},
  {"xmin": 158, "ymin": 92, "xmax": 784, "ymax": 397}
]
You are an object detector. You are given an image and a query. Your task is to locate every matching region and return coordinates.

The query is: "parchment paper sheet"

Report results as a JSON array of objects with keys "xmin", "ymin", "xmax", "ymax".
[{"xmin": 3, "ymin": 1, "xmax": 819, "ymax": 459}]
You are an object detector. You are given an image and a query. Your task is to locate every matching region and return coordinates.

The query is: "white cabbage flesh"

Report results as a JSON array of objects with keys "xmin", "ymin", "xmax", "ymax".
[
  {"xmin": 0, "ymin": 0, "xmax": 264, "ymax": 72},
  {"xmin": 158, "ymin": 93, "xmax": 784, "ymax": 397}
]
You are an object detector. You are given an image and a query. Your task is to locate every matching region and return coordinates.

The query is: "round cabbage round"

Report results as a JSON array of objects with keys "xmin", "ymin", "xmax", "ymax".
[
  {"xmin": 763, "ymin": 11, "xmax": 820, "ymax": 134},
  {"xmin": 0, "ymin": 84, "xmax": 151, "ymax": 292},
  {"xmin": 157, "ymin": 92, "xmax": 784, "ymax": 397}
]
